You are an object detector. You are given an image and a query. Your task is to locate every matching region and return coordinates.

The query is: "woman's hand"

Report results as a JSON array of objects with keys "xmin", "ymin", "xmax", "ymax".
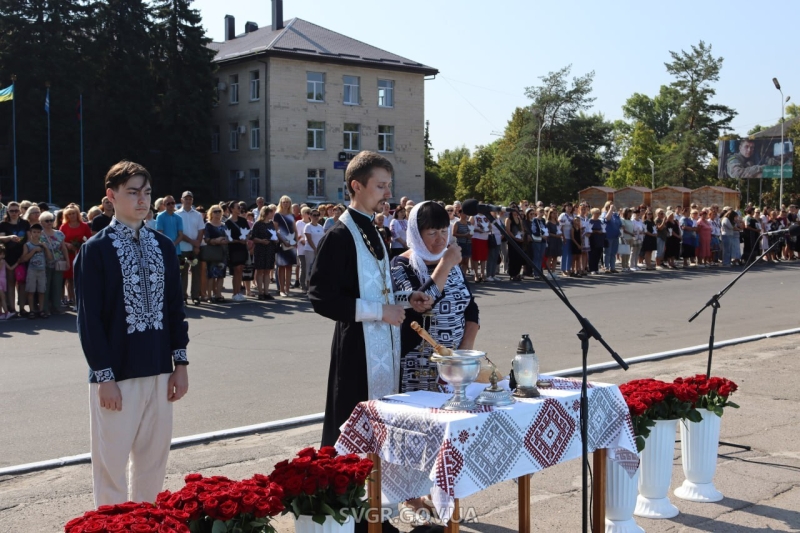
[{"xmin": 442, "ymin": 244, "xmax": 462, "ymax": 269}]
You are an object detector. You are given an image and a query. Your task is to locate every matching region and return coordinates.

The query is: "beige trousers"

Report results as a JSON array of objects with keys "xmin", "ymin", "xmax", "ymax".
[{"xmin": 89, "ymin": 373, "xmax": 173, "ymax": 507}]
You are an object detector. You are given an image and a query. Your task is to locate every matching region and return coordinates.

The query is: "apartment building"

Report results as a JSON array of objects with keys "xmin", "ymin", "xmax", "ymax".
[{"xmin": 209, "ymin": 1, "xmax": 438, "ymax": 204}]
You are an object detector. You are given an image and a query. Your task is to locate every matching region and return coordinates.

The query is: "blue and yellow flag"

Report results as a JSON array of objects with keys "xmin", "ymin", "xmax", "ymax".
[{"xmin": 0, "ymin": 84, "xmax": 13, "ymax": 103}]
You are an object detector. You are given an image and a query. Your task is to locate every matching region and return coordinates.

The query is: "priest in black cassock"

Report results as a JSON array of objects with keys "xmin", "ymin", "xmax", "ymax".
[{"xmin": 309, "ymin": 152, "xmax": 432, "ymax": 448}]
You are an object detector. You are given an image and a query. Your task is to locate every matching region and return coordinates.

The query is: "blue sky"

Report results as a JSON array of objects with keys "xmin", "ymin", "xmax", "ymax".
[{"xmin": 193, "ymin": 0, "xmax": 799, "ymax": 157}]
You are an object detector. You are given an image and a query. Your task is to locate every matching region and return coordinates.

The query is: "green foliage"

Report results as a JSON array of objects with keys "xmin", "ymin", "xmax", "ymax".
[
  {"xmin": 607, "ymin": 122, "xmax": 660, "ymax": 188},
  {"xmin": 0, "ymin": 0, "xmax": 216, "ymax": 204},
  {"xmin": 434, "ymin": 146, "xmax": 469, "ymax": 202},
  {"xmin": 424, "ymin": 120, "xmax": 455, "ymax": 201}
]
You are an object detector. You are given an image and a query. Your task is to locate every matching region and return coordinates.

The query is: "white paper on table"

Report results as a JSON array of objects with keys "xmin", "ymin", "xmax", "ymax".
[{"xmin": 381, "ymin": 391, "xmax": 449, "ymax": 408}]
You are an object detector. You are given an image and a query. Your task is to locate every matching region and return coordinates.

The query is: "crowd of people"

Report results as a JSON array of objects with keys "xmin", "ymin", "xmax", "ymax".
[{"xmin": 1, "ymin": 187, "xmax": 798, "ymax": 322}]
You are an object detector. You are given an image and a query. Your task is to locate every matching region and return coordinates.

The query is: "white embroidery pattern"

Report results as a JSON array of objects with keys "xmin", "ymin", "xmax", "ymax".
[
  {"xmin": 172, "ymin": 349, "xmax": 187, "ymax": 363},
  {"xmin": 341, "ymin": 211, "xmax": 400, "ymax": 400},
  {"xmin": 94, "ymin": 368, "xmax": 115, "ymax": 383},
  {"xmin": 109, "ymin": 220, "xmax": 166, "ymax": 334}
]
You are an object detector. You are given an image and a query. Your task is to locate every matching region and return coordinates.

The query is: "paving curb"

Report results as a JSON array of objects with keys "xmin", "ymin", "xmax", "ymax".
[{"xmin": 2, "ymin": 327, "xmax": 798, "ymax": 478}]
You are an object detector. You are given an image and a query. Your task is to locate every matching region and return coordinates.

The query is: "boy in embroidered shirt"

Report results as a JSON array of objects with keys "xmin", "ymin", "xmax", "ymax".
[
  {"xmin": 20, "ymin": 223, "xmax": 52, "ymax": 317},
  {"xmin": 75, "ymin": 160, "xmax": 189, "ymax": 507}
]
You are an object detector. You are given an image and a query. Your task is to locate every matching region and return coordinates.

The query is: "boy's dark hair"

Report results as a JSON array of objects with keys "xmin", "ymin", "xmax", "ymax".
[
  {"xmin": 30, "ymin": 223, "xmax": 43, "ymax": 231},
  {"xmin": 415, "ymin": 201, "xmax": 450, "ymax": 232},
  {"xmin": 345, "ymin": 151, "xmax": 393, "ymax": 195},
  {"xmin": 104, "ymin": 160, "xmax": 152, "ymax": 191}
]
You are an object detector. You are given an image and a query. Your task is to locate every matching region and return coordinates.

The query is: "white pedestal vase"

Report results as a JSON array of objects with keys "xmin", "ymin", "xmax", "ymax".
[
  {"xmin": 634, "ymin": 418, "xmax": 679, "ymax": 519},
  {"xmin": 605, "ymin": 452, "xmax": 645, "ymax": 533},
  {"xmin": 674, "ymin": 409, "xmax": 724, "ymax": 502},
  {"xmin": 294, "ymin": 515, "xmax": 355, "ymax": 533}
]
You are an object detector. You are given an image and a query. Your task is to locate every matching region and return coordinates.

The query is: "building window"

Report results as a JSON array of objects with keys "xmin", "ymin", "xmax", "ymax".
[
  {"xmin": 250, "ymin": 120, "xmax": 260, "ymax": 149},
  {"xmin": 249, "ymin": 70, "xmax": 260, "ymax": 101},
  {"xmin": 213, "ymin": 77, "xmax": 219, "ymax": 107},
  {"xmin": 229, "ymin": 74, "xmax": 239, "ymax": 104},
  {"xmin": 228, "ymin": 170, "xmax": 239, "ymax": 197},
  {"xmin": 307, "ymin": 72, "xmax": 324, "ymax": 102},
  {"xmin": 378, "ymin": 125, "xmax": 394, "ymax": 153},
  {"xmin": 343, "ymin": 75, "xmax": 359, "ymax": 105},
  {"xmin": 307, "ymin": 121, "xmax": 325, "ymax": 150},
  {"xmin": 343, "ymin": 123, "xmax": 360, "ymax": 152},
  {"xmin": 211, "ymin": 125, "xmax": 220, "ymax": 153},
  {"xmin": 229, "ymin": 123, "xmax": 239, "ymax": 151},
  {"xmin": 308, "ymin": 169, "xmax": 325, "ymax": 198},
  {"xmin": 249, "ymin": 169, "xmax": 260, "ymax": 198},
  {"xmin": 378, "ymin": 79, "xmax": 394, "ymax": 107}
]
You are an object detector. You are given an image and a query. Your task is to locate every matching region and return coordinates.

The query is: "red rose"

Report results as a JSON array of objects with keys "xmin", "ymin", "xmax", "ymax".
[
  {"xmin": 184, "ymin": 473, "xmax": 203, "ymax": 483},
  {"xmin": 130, "ymin": 524, "xmax": 155, "ymax": 533},
  {"xmin": 318, "ymin": 446, "xmax": 337, "ymax": 457},
  {"xmin": 292, "ymin": 456, "xmax": 312, "ymax": 467},
  {"xmin": 82, "ymin": 520, "xmax": 106, "ymax": 533},
  {"xmin": 241, "ymin": 492, "xmax": 259, "ymax": 513},
  {"xmin": 216, "ymin": 500, "xmax": 239, "ymax": 521},
  {"xmin": 301, "ymin": 478, "xmax": 318, "ymax": 495},
  {"xmin": 333, "ymin": 474, "xmax": 350, "ymax": 495},
  {"xmin": 284, "ymin": 475, "xmax": 303, "ymax": 496},
  {"xmin": 181, "ymin": 500, "xmax": 200, "ymax": 520},
  {"xmin": 630, "ymin": 401, "xmax": 648, "ymax": 417},
  {"xmin": 297, "ymin": 447, "xmax": 317, "ymax": 459}
]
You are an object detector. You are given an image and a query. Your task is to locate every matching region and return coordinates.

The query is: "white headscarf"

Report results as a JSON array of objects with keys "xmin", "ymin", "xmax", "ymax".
[{"xmin": 407, "ymin": 201, "xmax": 448, "ymax": 284}]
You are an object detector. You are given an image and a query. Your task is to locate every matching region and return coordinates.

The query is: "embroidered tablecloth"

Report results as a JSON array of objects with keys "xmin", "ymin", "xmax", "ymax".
[{"xmin": 335, "ymin": 376, "xmax": 638, "ymax": 523}]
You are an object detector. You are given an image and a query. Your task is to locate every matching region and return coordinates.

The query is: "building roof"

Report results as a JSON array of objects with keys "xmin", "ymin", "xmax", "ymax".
[
  {"xmin": 579, "ymin": 186, "xmax": 615, "ymax": 193},
  {"xmin": 750, "ymin": 117, "xmax": 799, "ymax": 139},
  {"xmin": 693, "ymin": 186, "xmax": 739, "ymax": 193},
  {"xmin": 653, "ymin": 186, "xmax": 692, "ymax": 192},
  {"xmin": 617, "ymin": 186, "xmax": 651, "ymax": 192},
  {"xmin": 209, "ymin": 18, "xmax": 438, "ymax": 76}
]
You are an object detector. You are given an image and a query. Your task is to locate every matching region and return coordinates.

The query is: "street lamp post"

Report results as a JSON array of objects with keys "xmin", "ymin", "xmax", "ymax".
[
  {"xmin": 647, "ymin": 158, "xmax": 655, "ymax": 190},
  {"xmin": 533, "ymin": 108, "xmax": 545, "ymax": 204},
  {"xmin": 773, "ymin": 77, "xmax": 787, "ymax": 208}
]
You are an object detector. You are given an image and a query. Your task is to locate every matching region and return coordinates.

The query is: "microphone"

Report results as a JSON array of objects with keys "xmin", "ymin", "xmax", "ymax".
[
  {"xmin": 461, "ymin": 199, "xmax": 516, "ymax": 216},
  {"xmin": 762, "ymin": 225, "xmax": 800, "ymax": 237}
]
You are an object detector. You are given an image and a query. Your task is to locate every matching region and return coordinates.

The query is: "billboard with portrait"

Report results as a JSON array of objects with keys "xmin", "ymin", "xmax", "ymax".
[{"xmin": 718, "ymin": 137, "xmax": 793, "ymax": 180}]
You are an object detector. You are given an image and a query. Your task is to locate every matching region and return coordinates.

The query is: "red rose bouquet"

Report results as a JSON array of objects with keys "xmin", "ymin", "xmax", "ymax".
[
  {"xmin": 619, "ymin": 378, "xmax": 703, "ymax": 452},
  {"xmin": 155, "ymin": 473, "xmax": 284, "ymax": 533},
  {"xmin": 64, "ymin": 501, "xmax": 191, "ymax": 533},
  {"xmin": 673, "ymin": 374, "xmax": 739, "ymax": 417},
  {"xmin": 268, "ymin": 446, "xmax": 373, "ymax": 525}
]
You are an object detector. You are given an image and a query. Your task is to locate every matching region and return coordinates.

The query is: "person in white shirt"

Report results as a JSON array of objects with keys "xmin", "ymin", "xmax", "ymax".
[
  {"xmin": 389, "ymin": 205, "xmax": 408, "ymax": 258},
  {"xmin": 470, "ymin": 212, "xmax": 490, "ymax": 282},
  {"xmin": 176, "ymin": 191, "xmax": 205, "ymax": 305},
  {"xmin": 303, "ymin": 209, "xmax": 325, "ymax": 294},
  {"xmin": 558, "ymin": 203, "xmax": 574, "ymax": 276},
  {"xmin": 252, "ymin": 197, "xmax": 265, "ymax": 219},
  {"xmin": 295, "ymin": 207, "xmax": 312, "ymax": 293},
  {"xmin": 381, "ymin": 201, "xmax": 393, "ymax": 229}
]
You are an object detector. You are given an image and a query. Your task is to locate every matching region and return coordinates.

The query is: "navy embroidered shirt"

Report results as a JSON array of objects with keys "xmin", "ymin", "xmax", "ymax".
[{"xmin": 75, "ymin": 218, "xmax": 189, "ymax": 383}]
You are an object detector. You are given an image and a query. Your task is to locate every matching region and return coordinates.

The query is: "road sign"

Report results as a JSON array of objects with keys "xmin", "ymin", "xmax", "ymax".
[{"xmin": 334, "ymin": 161, "xmax": 349, "ymax": 170}]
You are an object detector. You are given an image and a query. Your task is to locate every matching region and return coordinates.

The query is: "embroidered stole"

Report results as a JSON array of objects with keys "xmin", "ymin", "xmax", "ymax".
[{"xmin": 340, "ymin": 210, "xmax": 400, "ymax": 399}]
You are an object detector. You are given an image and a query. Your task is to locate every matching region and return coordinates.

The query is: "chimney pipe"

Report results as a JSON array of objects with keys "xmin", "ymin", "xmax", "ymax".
[
  {"xmin": 224, "ymin": 14, "xmax": 235, "ymax": 41},
  {"xmin": 272, "ymin": 0, "xmax": 284, "ymax": 31},
  {"xmin": 245, "ymin": 21, "xmax": 258, "ymax": 34}
]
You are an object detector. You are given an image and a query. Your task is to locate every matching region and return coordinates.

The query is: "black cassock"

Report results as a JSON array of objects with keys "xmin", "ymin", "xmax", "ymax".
[{"xmin": 309, "ymin": 208, "xmax": 389, "ymax": 447}]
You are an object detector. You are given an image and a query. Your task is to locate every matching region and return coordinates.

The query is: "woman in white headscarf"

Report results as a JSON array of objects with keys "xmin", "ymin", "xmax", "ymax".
[{"xmin": 390, "ymin": 201, "xmax": 480, "ymax": 393}]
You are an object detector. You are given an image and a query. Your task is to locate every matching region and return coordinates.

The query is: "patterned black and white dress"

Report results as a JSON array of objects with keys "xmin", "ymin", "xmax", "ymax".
[{"xmin": 390, "ymin": 255, "xmax": 479, "ymax": 393}]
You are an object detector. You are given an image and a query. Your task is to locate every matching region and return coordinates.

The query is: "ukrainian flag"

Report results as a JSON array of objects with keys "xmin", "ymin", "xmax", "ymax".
[{"xmin": 0, "ymin": 84, "xmax": 12, "ymax": 103}]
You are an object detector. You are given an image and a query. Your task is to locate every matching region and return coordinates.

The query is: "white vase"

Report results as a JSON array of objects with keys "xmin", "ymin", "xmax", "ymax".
[
  {"xmin": 674, "ymin": 408, "xmax": 724, "ymax": 502},
  {"xmin": 634, "ymin": 418, "xmax": 679, "ymax": 519},
  {"xmin": 605, "ymin": 452, "xmax": 645, "ymax": 533},
  {"xmin": 294, "ymin": 515, "xmax": 355, "ymax": 533}
]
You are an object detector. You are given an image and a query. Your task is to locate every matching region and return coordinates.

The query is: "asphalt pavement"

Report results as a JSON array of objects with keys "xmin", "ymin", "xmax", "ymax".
[
  {"xmin": 2, "ymin": 332, "xmax": 799, "ymax": 532},
  {"xmin": 1, "ymin": 261, "xmax": 799, "ymax": 468}
]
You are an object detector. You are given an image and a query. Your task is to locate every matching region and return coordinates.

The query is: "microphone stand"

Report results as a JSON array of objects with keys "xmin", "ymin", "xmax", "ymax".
[
  {"xmin": 484, "ymin": 210, "xmax": 629, "ymax": 533},
  {"xmin": 688, "ymin": 235, "xmax": 787, "ymax": 452}
]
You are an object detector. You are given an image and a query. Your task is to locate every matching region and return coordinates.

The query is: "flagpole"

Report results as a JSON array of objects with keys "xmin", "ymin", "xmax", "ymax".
[
  {"xmin": 11, "ymin": 75, "xmax": 17, "ymax": 202},
  {"xmin": 46, "ymin": 82, "xmax": 51, "ymax": 203},
  {"xmin": 80, "ymin": 93, "xmax": 84, "ymax": 211}
]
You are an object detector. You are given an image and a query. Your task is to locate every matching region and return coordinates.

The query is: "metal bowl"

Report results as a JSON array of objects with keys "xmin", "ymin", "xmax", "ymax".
[{"xmin": 430, "ymin": 350, "xmax": 484, "ymax": 410}]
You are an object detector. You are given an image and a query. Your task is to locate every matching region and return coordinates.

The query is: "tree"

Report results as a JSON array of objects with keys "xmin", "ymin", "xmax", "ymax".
[
  {"xmin": 606, "ymin": 122, "xmax": 660, "ymax": 188},
  {"xmin": 524, "ymin": 65, "xmax": 596, "ymax": 145},
  {"xmin": 661, "ymin": 41, "xmax": 736, "ymax": 187},
  {"xmin": 621, "ymin": 86, "xmax": 681, "ymax": 143},
  {"xmin": 492, "ymin": 150, "xmax": 574, "ymax": 204},
  {"xmin": 435, "ymin": 146, "xmax": 469, "ymax": 201},
  {"xmin": 151, "ymin": 0, "xmax": 216, "ymax": 198}
]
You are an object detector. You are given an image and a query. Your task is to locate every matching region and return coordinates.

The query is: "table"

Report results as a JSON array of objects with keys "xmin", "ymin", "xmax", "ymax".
[{"xmin": 335, "ymin": 377, "xmax": 638, "ymax": 532}]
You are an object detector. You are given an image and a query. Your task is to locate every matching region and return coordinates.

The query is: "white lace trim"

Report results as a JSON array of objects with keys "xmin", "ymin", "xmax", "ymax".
[
  {"xmin": 94, "ymin": 368, "xmax": 115, "ymax": 382},
  {"xmin": 109, "ymin": 219, "xmax": 166, "ymax": 334},
  {"xmin": 340, "ymin": 211, "xmax": 399, "ymax": 399}
]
